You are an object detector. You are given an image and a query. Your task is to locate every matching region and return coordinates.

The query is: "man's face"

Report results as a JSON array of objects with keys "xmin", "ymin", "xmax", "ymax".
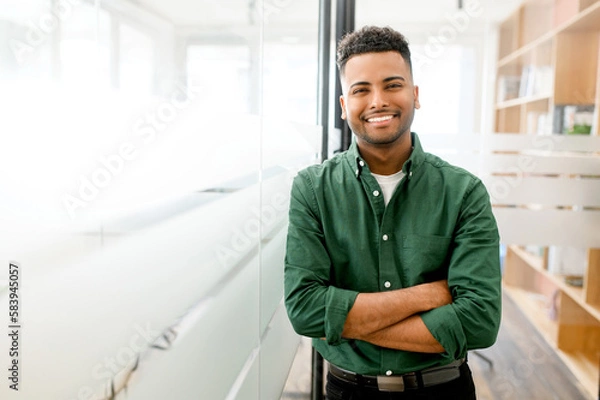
[{"xmin": 339, "ymin": 51, "xmax": 420, "ymax": 147}]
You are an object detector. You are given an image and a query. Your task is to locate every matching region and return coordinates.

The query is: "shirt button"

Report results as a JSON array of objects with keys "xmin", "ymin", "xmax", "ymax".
[
  {"xmin": 386, "ymin": 370, "xmax": 393, "ymax": 376},
  {"xmin": 384, "ymin": 281, "xmax": 391, "ymax": 288},
  {"xmin": 359, "ymin": 160, "xmax": 365, "ymax": 167},
  {"xmin": 382, "ymin": 234, "xmax": 389, "ymax": 241},
  {"xmin": 373, "ymin": 190, "xmax": 380, "ymax": 197}
]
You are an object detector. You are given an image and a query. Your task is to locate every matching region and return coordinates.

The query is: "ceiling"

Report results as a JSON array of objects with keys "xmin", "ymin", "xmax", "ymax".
[
  {"xmin": 0, "ymin": 0, "xmax": 525, "ymax": 42},
  {"xmin": 357, "ymin": 0, "xmax": 524, "ymax": 25},
  {"xmin": 127, "ymin": 0, "xmax": 524, "ymax": 28}
]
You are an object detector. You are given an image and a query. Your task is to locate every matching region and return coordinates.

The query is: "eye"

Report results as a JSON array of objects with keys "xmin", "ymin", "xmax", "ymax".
[
  {"xmin": 352, "ymin": 88, "xmax": 367, "ymax": 95},
  {"xmin": 387, "ymin": 83, "xmax": 403, "ymax": 89}
]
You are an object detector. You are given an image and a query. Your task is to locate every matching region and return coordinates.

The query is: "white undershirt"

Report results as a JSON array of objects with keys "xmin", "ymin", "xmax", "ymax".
[{"xmin": 372, "ymin": 170, "xmax": 405, "ymax": 206}]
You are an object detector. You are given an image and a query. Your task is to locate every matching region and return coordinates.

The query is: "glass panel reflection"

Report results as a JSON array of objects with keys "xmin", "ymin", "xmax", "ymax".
[{"xmin": 0, "ymin": 0, "xmax": 319, "ymax": 398}]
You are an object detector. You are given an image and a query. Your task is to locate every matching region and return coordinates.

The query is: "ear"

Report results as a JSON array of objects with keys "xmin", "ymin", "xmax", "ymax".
[
  {"xmin": 413, "ymin": 85, "xmax": 420, "ymax": 110},
  {"xmin": 339, "ymin": 95, "xmax": 347, "ymax": 119}
]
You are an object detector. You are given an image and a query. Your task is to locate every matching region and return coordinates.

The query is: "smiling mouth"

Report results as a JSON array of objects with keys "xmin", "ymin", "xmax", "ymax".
[{"xmin": 366, "ymin": 115, "xmax": 395, "ymax": 123}]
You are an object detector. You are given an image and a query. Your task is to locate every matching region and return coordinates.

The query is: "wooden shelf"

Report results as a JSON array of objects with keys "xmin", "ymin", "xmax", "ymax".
[
  {"xmin": 496, "ymin": 94, "xmax": 552, "ymax": 110},
  {"xmin": 561, "ymin": 0, "xmax": 600, "ymax": 32},
  {"xmin": 560, "ymin": 349, "xmax": 600, "ymax": 398},
  {"xmin": 504, "ymin": 245, "xmax": 600, "ymax": 398},
  {"xmin": 504, "ymin": 285, "xmax": 600, "ymax": 398},
  {"xmin": 510, "ymin": 245, "xmax": 545, "ymax": 270},
  {"xmin": 498, "ymin": 34, "xmax": 554, "ymax": 68},
  {"xmin": 499, "ymin": 2, "xmax": 600, "ymax": 68},
  {"xmin": 510, "ymin": 246, "xmax": 600, "ymax": 320},
  {"xmin": 495, "ymin": 0, "xmax": 600, "ymax": 136}
]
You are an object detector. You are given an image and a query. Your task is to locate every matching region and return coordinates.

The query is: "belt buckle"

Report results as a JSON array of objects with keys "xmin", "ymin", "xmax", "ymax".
[{"xmin": 376, "ymin": 375, "xmax": 405, "ymax": 392}]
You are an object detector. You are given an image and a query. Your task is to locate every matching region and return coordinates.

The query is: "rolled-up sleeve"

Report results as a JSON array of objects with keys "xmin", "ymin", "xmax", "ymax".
[
  {"xmin": 284, "ymin": 172, "xmax": 359, "ymax": 345},
  {"xmin": 421, "ymin": 178, "xmax": 502, "ymax": 359}
]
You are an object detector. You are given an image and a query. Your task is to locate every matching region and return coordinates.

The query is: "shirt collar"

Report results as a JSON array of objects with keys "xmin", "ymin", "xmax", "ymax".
[{"xmin": 346, "ymin": 132, "xmax": 425, "ymax": 180}]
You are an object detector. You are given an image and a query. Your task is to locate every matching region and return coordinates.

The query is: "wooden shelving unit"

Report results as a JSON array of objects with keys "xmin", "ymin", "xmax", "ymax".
[
  {"xmin": 503, "ymin": 246, "xmax": 600, "ymax": 398},
  {"xmin": 495, "ymin": 0, "xmax": 600, "ymax": 135},
  {"xmin": 496, "ymin": 1, "xmax": 600, "ymax": 397}
]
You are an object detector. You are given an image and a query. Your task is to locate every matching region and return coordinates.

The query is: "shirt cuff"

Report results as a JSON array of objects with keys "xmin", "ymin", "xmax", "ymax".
[
  {"xmin": 324, "ymin": 286, "xmax": 359, "ymax": 345},
  {"xmin": 421, "ymin": 304, "xmax": 467, "ymax": 359}
]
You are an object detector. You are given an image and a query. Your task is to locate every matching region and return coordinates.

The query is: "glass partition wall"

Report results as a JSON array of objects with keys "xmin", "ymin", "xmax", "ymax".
[{"xmin": 0, "ymin": 1, "xmax": 320, "ymax": 399}]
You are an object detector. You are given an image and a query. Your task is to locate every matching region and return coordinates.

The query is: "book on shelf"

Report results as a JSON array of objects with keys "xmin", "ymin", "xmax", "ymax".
[
  {"xmin": 497, "ymin": 75, "xmax": 520, "ymax": 103},
  {"xmin": 547, "ymin": 246, "xmax": 587, "ymax": 278},
  {"xmin": 533, "ymin": 66, "xmax": 553, "ymax": 97},
  {"xmin": 526, "ymin": 111, "xmax": 552, "ymax": 134},
  {"xmin": 518, "ymin": 65, "xmax": 554, "ymax": 98},
  {"xmin": 519, "ymin": 65, "xmax": 534, "ymax": 98},
  {"xmin": 553, "ymin": 104, "xmax": 595, "ymax": 134}
]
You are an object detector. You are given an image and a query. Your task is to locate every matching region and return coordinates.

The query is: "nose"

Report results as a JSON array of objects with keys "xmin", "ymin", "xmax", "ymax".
[{"xmin": 370, "ymin": 88, "xmax": 389, "ymax": 109}]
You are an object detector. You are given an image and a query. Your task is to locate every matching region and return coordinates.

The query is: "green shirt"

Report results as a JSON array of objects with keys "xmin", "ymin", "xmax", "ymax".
[{"xmin": 284, "ymin": 132, "xmax": 501, "ymax": 375}]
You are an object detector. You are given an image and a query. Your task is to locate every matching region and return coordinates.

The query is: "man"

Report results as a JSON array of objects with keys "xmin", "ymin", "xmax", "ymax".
[{"xmin": 284, "ymin": 26, "xmax": 501, "ymax": 399}]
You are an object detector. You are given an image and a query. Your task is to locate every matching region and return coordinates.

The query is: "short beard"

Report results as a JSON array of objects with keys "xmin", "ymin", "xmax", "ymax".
[{"xmin": 355, "ymin": 129, "xmax": 406, "ymax": 146}]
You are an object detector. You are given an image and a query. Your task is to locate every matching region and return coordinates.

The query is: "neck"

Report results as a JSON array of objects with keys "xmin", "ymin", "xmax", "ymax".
[{"xmin": 357, "ymin": 132, "xmax": 413, "ymax": 175}]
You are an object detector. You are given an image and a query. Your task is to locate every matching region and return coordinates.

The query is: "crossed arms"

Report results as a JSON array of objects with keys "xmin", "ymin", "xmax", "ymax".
[{"xmin": 341, "ymin": 281, "xmax": 452, "ymax": 353}]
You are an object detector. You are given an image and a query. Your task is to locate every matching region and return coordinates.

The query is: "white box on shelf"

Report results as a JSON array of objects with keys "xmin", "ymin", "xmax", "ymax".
[{"xmin": 547, "ymin": 246, "xmax": 587, "ymax": 278}]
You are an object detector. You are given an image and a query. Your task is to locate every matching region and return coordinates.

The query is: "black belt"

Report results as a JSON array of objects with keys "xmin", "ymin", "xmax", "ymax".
[{"xmin": 328, "ymin": 358, "xmax": 466, "ymax": 392}]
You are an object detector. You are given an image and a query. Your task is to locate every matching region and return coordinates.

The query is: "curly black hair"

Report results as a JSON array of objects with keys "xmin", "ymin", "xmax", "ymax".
[{"xmin": 336, "ymin": 26, "xmax": 412, "ymax": 76}]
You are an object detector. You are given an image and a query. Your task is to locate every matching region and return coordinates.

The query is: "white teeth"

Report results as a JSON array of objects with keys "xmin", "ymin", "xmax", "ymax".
[{"xmin": 368, "ymin": 115, "xmax": 393, "ymax": 122}]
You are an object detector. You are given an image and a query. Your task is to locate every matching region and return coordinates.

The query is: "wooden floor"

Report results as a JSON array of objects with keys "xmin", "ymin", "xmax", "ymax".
[{"xmin": 281, "ymin": 290, "xmax": 593, "ymax": 400}]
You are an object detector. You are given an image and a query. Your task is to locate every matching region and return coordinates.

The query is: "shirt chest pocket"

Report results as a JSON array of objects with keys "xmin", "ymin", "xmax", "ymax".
[{"xmin": 400, "ymin": 234, "xmax": 452, "ymax": 282}]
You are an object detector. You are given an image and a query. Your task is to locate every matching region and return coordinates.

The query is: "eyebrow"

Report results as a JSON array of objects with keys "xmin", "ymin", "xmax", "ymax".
[{"xmin": 349, "ymin": 76, "xmax": 406, "ymax": 90}]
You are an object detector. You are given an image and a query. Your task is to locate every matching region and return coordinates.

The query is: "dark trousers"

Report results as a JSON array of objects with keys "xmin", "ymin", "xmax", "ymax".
[{"xmin": 325, "ymin": 362, "xmax": 476, "ymax": 400}]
